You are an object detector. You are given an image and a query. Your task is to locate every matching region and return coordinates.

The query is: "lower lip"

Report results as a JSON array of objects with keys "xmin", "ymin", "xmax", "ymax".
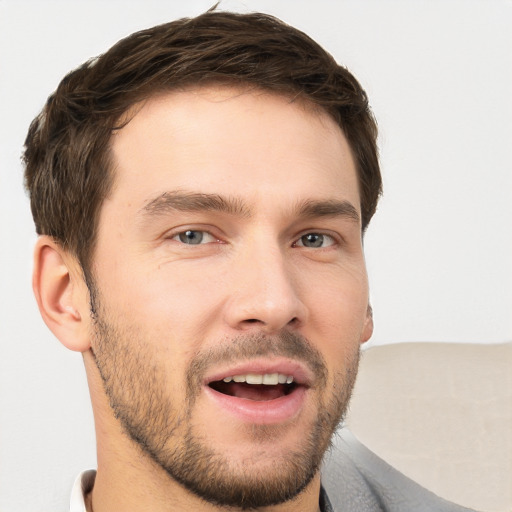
[{"xmin": 204, "ymin": 385, "xmax": 307, "ymax": 424}]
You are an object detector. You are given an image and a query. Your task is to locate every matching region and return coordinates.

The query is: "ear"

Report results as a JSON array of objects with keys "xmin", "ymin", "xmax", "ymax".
[
  {"xmin": 32, "ymin": 236, "xmax": 91, "ymax": 352},
  {"xmin": 360, "ymin": 303, "xmax": 374, "ymax": 344}
]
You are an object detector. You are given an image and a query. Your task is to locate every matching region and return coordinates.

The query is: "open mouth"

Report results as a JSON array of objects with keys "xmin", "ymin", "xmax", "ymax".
[
  {"xmin": 208, "ymin": 373, "xmax": 298, "ymax": 401},
  {"xmin": 204, "ymin": 365, "xmax": 310, "ymax": 423}
]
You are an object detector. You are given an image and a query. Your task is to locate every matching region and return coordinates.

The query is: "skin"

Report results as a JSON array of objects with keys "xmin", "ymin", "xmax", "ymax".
[{"xmin": 33, "ymin": 86, "xmax": 373, "ymax": 512}]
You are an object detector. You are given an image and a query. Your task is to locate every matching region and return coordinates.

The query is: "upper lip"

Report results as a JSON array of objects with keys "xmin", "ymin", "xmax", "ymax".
[{"xmin": 204, "ymin": 358, "xmax": 314, "ymax": 388}]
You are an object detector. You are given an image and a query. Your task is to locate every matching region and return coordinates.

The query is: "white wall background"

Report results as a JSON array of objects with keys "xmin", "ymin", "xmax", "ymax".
[{"xmin": 0, "ymin": 1, "xmax": 510, "ymax": 510}]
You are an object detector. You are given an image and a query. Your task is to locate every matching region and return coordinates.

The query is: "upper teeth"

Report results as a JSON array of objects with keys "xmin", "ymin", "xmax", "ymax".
[{"xmin": 222, "ymin": 373, "xmax": 294, "ymax": 385}]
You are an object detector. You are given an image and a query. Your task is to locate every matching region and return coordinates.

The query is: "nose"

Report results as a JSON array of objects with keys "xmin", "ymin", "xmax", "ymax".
[{"xmin": 223, "ymin": 242, "xmax": 308, "ymax": 334}]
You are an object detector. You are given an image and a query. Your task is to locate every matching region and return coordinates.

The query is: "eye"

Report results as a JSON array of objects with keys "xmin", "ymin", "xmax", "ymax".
[
  {"xmin": 172, "ymin": 230, "xmax": 217, "ymax": 245},
  {"xmin": 295, "ymin": 232, "xmax": 335, "ymax": 248}
]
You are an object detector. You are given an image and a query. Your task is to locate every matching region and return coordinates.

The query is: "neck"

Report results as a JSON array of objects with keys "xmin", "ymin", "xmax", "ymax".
[{"xmin": 87, "ymin": 471, "xmax": 322, "ymax": 512}]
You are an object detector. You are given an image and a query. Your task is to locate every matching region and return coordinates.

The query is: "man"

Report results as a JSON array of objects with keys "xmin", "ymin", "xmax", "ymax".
[{"xmin": 23, "ymin": 9, "xmax": 475, "ymax": 512}]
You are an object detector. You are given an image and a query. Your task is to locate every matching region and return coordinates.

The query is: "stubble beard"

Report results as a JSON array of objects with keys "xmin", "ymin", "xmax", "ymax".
[{"xmin": 89, "ymin": 293, "xmax": 360, "ymax": 510}]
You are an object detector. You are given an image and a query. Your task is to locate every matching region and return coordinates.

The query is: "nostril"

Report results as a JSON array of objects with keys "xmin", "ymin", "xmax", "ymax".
[{"xmin": 243, "ymin": 317, "xmax": 299, "ymax": 326}]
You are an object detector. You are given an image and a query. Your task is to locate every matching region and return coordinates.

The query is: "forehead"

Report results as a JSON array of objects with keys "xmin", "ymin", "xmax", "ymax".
[{"xmin": 107, "ymin": 86, "xmax": 359, "ymax": 215}]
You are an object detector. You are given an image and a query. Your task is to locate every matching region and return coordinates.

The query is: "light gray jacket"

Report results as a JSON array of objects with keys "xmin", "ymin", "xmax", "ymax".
[{"xmin": 321, "ymin": 429, "xmax": 477, "ymax": 512}]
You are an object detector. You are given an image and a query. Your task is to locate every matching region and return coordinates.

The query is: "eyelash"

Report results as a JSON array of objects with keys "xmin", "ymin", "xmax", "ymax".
[
  {"xmin": 294, "ymin": 232, "xmax": 337, "ymax": 249},
  {"xmin": 169, "ymin": 229, "xmax": 219, "ymax": 245}
]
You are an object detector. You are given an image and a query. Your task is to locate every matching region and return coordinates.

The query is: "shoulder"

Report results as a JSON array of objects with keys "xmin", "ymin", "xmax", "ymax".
[{"xmin": 321, "ymin": 429, "xmax": 478, "ymax": 512}]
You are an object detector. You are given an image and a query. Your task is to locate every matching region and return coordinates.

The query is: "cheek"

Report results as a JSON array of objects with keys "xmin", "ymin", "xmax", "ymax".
[
  {"xmin": 303, "ymin": 267, "xmax": 369, "ymax": 350},
  {"xmin": 96, "ymin": 260, "xmax": 229, "ymax": 353}
]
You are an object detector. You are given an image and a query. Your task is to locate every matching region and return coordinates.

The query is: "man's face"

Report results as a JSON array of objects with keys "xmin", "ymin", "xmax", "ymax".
[{"xmin": 88, "ymin": 87, "xmax": 373, "ymax": 508}]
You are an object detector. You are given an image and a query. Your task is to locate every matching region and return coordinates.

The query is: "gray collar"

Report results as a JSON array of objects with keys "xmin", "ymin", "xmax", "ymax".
[{"xmin": 319, "ymin": 485, "xmax": 334, "ymax": 512}]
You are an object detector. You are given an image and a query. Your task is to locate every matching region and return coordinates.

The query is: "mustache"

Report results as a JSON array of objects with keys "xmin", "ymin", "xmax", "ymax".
[{"xmin": 186, "ymin": 330, "xmax": 328, "ymax": 397}]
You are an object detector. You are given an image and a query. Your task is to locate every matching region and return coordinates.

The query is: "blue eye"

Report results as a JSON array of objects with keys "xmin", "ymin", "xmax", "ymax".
[
  {"xmin": 296, "ymin": 233, "xmax": 334, "ymax": 248},
  {"xmin": 173, "ymin": 230, "xmax": 215, "ymax": 245}
]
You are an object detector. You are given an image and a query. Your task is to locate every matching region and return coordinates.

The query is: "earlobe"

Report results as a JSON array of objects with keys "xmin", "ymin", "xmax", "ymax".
[
  {"xmin": 360, "ymin": 304, "xmax": 374, "ymax": 344},
  {"xmin": 33, "ymin": 236, "xmax": 91, "ymax": 352}
]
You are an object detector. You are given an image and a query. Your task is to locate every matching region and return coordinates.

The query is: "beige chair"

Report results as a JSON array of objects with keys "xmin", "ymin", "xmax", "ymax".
[{"xmin": 345, "ymin": 342, "xmax": 512, "ymax": 512}]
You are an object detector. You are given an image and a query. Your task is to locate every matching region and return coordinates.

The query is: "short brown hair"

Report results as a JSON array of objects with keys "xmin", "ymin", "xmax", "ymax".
[{"xmin": 23, "ymin": 9, "xmax": 381, "ymax": 275}]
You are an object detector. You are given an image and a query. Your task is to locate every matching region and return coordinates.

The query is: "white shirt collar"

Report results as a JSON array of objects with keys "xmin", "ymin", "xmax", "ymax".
[{"xmin": 70, "ymin": 470, "xmax": 96, "ymax": 512}]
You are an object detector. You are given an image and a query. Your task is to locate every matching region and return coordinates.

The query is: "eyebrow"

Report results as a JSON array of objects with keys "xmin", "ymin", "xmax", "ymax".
[
  {"xmin": 140, "ymin": 191, "xmax": 251, "ymax": 218},
  {"xmin": 140, "ymin": 191, "xmax": 360, "ymax": 224},
  {"xmin": 296, "ymin": 199, "xmax": 360, "ymax": 224}
]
